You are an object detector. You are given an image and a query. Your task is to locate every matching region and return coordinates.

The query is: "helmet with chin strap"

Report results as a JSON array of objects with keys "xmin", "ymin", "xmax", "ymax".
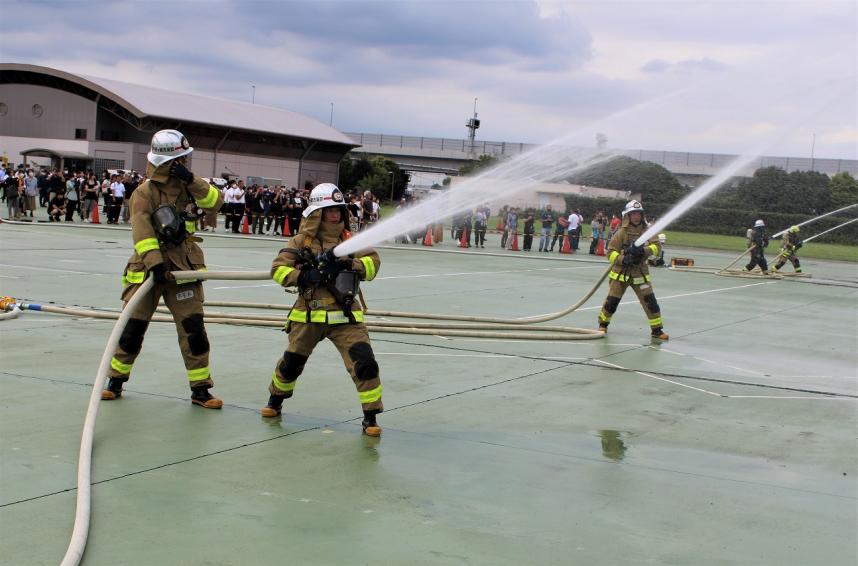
[
  {"xmin": 147, "ymin": 129, "xmax": 193, "ymax": 167},
  {"xmin": 622, "ymin": 200, "xmax": 644, "ymax": 217},
  {"xmin": 303, "ymin": 183, "xmax": 347, "ymax": 218}
]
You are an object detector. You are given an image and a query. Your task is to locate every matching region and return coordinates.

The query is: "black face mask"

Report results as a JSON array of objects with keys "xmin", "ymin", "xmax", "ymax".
[{"xmin": 151, "ymin": 204, "xmax": 187, "ymax": 247}]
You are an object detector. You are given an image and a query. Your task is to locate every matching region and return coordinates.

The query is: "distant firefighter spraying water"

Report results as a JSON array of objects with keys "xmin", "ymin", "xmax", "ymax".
[
  {"xmin": 101, "ymin": 129, "xmax": 225, "ymax": 408},
  {"xmin": 771, "ymin": 225, "xmax": 803, "ymax": 273},
  {"xmin": 598, "ymin": 200, "xmax": 669, "ymax": 340},
  {"xmin": 262, "ymin": 183, "xmax": 385, "ymax": 436}
]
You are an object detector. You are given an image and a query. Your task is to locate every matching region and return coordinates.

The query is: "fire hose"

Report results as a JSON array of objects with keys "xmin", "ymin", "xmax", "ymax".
[{"xmin": 0, "ymin": 262, "xmax": 613, "ymax": 565}]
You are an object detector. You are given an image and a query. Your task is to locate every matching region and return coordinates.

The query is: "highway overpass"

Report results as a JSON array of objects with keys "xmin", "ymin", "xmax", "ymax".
[{"xmin": 345, "ymin": 132, "xmax": 858, "ymax": 185}]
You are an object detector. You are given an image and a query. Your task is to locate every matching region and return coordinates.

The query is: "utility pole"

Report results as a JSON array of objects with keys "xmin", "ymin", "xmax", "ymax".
[
  {"xmin": 251, "ymin": 85, "xmax": 255, "ymax": 105},
  {"xmin": 388, "ymin": 171, "xmax": 395, "ymax": 202},
  {"xmin": 466, "ymin": 97, "xmax": 480, "ymax": 156},
  {"xmin": 329, "ymin": 102, "xmax": 334, "ymax": 126}
]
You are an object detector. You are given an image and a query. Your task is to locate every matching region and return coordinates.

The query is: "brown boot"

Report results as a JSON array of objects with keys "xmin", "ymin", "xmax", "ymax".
[
  {"xmin": 260, "ymin": 395, "xmax": 284, "ymax": 418},
  {"xmin": 191, "ymin": 387, "xmax": 223, "ymax": 409},
  {"xmin": 598, "ymin": 324, "xmax": 608, "ymax": 333},
  {"xmin": 651, "ymin": 327, "xmax": 669, "ymax": 341},
  {"xmin": 101, "ymin": 377, "xmax": 124, "ymax": 400},
  {"xmin": 362, "ymin": 411, "xmax": 382, "ymax": 437}
]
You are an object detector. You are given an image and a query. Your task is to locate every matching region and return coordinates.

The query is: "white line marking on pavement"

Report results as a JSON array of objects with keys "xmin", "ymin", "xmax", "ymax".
[
  {"xmin": 578, "ymin": 281, "xmax": 775, "ymax": 311},
  {"xmin": 725, "ymin": 395, "xmax": 856, "ymax": 400},
  {"xmin": 0, "ymin": 263, "xmax": 89, "ymax": 274},
  {"xmin": 375, "ymin": 265, "xmax": 604, "ymax": 281},
  {"xmin": 594, "ymin": 359, "xmax": 723, "ymax": 396},
  {"xmin": 376, "ymin": 352, "xmax": 516, "ymax": 358}
]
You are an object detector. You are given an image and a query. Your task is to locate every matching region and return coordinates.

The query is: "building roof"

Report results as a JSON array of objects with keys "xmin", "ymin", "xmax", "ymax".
[{"xmin": 1, "ymin": 63, "xmax": 357, "ymax": 147}]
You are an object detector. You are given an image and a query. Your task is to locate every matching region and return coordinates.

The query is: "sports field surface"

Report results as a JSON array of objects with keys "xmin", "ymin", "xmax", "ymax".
[{"xmin": 1, "ymin": 220, "xmax": 856, "ymax": 566}]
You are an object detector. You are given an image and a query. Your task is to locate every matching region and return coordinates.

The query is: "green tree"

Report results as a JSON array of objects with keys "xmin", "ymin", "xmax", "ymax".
[
  {"xmin": 340, "ymin": 154, "xmax": 409, "ymax": 202},
  {"xmin": 567, "ymin": 156, "xmax": 688, "ymax": 205},
  {"xmin": 459, "ymin": 154, "xmax": 498, "ymax": 176},
  {"xmin": 829, "ymin": 172, "xmax": 858, "ymax": 208},
  {"xmin": 736, "ymin": 167, "xmax": 831, "ymax": 214}
]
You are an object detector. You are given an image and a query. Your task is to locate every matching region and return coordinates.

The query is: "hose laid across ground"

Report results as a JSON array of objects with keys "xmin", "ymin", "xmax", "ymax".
[
  {"xmin": 59, "ymin": 277, "xmax": 155, "ymax": 566},
  {"xmin": 15, "ymin": 264, "xmax": 605, "ymax": 563}
]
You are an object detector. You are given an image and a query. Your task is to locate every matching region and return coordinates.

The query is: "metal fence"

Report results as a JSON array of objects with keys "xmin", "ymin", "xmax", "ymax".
[{"xmin": 345, "ymin": 132, "xmax": 858, "ymax": 176}]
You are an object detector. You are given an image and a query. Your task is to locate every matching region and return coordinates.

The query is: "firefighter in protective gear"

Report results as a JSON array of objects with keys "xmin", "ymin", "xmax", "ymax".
[
  {"xmin": 261, "ymin": 183, "xmax": 384, "ymax": 436},
  {"xmin": 743, "ymin": 219, "xmax": 769, "ymax": 274},
  {"xmin": 597, "ymin": 200, "xmax": 668, "ymax": 340},
  {"xmin": 101, "ymin": 129, "xmax": 225, "ymax": 408},
  {"xmin": 771, "ymin": 225, "xmax": 803, "ymax": 273}
]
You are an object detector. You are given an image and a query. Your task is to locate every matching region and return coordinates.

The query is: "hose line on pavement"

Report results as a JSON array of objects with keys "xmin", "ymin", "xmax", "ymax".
[
  {"xmin": 18, "ymin": 265, "xmax": 606, "ymax": 564},
  {"xmin": 59, "ymin": 276, "xmax": 155, "ymax": 566}
]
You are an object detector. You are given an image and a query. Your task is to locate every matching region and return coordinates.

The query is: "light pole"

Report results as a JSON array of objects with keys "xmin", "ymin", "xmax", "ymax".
[
  {"xmin": 388, "ymin": 171, "xmax": 395, "ymax": 202},
  {"xmin": 329, "ymin": 102, "xmax": 334, "ymax": 126},
  {"xmin": 252, "ymin": 84, "xmax": 255, "ymax": 104}
]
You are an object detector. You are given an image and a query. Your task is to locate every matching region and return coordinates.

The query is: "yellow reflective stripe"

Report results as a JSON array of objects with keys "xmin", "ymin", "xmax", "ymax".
[
  {"xmin": 187, "ymin": 367, "xmax": 210, "ymax": 381},
  {"xmin": 197, "ymin": 186, "xmax": 219, "ymax": 208},
  {"xmin": 360, "ymin": 256, "xmax": 376, "ymax": 281},
  {"xmin": 271, "ymin": 372, "xmax": 296, "ymax": 393},
  {"xmin": 125, "ymin": 270, "xmax": 145, "ymax": 284},
  {"xmin": 359, "ymin": 385, "xmax": 383, "ymax": 404},
  {"xmin": 135, "ymin": 238, "xmax": 160, "ymax": 255},
  {"xmin": 649, "ymin": 317, "xmax": 663, "ymax": 327},
  {"xmin": 110, "ymin": 357, "xmax": 133, "ymax": 374},
  {"xmin": 648, "ymin": 244, "xmax": 658, "ymax": 255},
  {"xmin": 273, "ymin": 265, "xmax": 295, "ymax": 285},
  {"xmin": 632, "ymin": 276, "xmax": 646, "ymax": 285},
  {"xmin": 599, "ymin": 312, "xmax": 611, "ymax": 322},
  {"xmin": 608, "ymin": 251, "xmax": 619, "ymax": 264},
  {"xmin": 287, "ymin": 309, "xmax": 365, "ymax": 324},
  {"xmin": 645, "ymin": 274, "xmax": 652, "ymax": 282},
  {"xmin": 609, "ymin": 271, "xmax": 628, "ymax": 282},
  {"xmin": 185, "ymin": 220, "xmax": 196, "ymax": 234}
]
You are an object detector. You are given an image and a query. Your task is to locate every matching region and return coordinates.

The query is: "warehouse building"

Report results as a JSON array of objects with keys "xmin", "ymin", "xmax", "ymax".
[{"xmin": 0, "ymin": 63, "xmax": 358, "ymax": 186}]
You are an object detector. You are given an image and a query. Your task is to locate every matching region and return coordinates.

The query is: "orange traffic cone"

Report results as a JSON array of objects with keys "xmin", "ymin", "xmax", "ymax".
[
  {"xmin": 560, "ymin": 234, "xmax": 572, "ymax": 254},
  {"xmin": 596, "ymin": 238, "xmax": 606, "ymax": 256},
  {"xmin": 510, "ymin": 231, "xmax": 519, "ymax": 251},
  {"xmin": 495, "ymin": 218, "xmax": 504, "ymax": 231},
  {"xmin": 282, "ymin": 217, "xmax": 291, "ymax": 236},
  {"xmin": 423, "ymin": 226, "xmax": 433, "ymax": 246},
  {"xmin": 90, "ymin": 203, "xmax": 101, "ymax": 224},
  {"xmin": 241, "ymin": 214, "xmax": 250, "ymax": 234},
  {"xmin": 459, "ymin": 229, "xmax": 468, "ymax": 248}
]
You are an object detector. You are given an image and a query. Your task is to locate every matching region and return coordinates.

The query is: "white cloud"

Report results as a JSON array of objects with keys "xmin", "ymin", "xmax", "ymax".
[{"xmin": 3, "ymin": 0, "xmax": 856, "ymax": 158}]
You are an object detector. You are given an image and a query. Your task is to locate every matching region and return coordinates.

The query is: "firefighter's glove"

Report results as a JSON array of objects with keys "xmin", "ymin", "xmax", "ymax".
[
  {"xmin": 297, "ymin": 267, "xmax": 322, "ymax": 288},
  {"xmin": 150, "ymin": 262, "xmax": 173, "ymax": 284},
  {"xmin": 317, "ymin": 250, "xmax": 351, "ymax": 277},
  {"xmin": 169, "ymin": 161, "xmax": 194, "ymax": 183},
  {"xmin": 623, "ymin": 244, "xmax": 644, "ymax": 266}
]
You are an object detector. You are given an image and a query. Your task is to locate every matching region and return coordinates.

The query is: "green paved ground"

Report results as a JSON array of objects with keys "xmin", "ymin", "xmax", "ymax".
[{"xmin": 1, "ymin": 221, "xmax": 856, "ymax": 565}]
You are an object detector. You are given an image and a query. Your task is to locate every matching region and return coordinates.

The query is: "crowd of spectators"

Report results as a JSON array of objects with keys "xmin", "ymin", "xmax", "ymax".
[
  {"xmin": 0, "ymin": 165, "xmax": 393, "ymax": 237},
  {"xmin": 2, "ymin": 165, "xmax": 645, "ymax": 254}
]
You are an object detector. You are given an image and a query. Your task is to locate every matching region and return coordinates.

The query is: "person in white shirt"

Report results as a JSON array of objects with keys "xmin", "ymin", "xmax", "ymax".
[
  {"xmin": 567, "ymin": 209, "xmax": 584, "ymax": 251},
  {"xmin": 223, "ymin": 182, "xmax": 237, "ymax": 231},
  {"xmin": 109, "ymin": 177, "xmax": 125, "ymax": 224}
]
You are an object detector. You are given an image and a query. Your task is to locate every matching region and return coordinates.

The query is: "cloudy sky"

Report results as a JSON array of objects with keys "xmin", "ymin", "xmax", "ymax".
[{"xmin": 6, "ymin": 0, "xmax": 857, "ymax": 158}]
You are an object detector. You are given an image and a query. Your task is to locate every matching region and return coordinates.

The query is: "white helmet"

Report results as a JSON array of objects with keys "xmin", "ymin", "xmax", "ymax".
[
  {"xmin": 622, "ymin": 200, "xmax": 644, "ymax": 217},
  {"xmin": 754, "ymin": 219, "xmax": 765, "ymax": 228},
  {"xmin": 658, "ymin": 233, "xmax": 666, "ymax": 244},
  {"xmin": 147, "ymin": 129, "xmax": 193, "ymax": 167},
  {"xmin": 303, "ymin": 183, "xmax": 346, "ymax": 217}
]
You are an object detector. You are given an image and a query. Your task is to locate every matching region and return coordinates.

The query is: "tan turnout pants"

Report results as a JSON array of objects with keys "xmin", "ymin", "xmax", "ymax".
[
  {"xmin": 108, "ymin": 280, "xmax": 213, "ymax": 389},
  {"xmin": 269, "ymin": 321, "xmax": 383, "ymax": 413}
]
